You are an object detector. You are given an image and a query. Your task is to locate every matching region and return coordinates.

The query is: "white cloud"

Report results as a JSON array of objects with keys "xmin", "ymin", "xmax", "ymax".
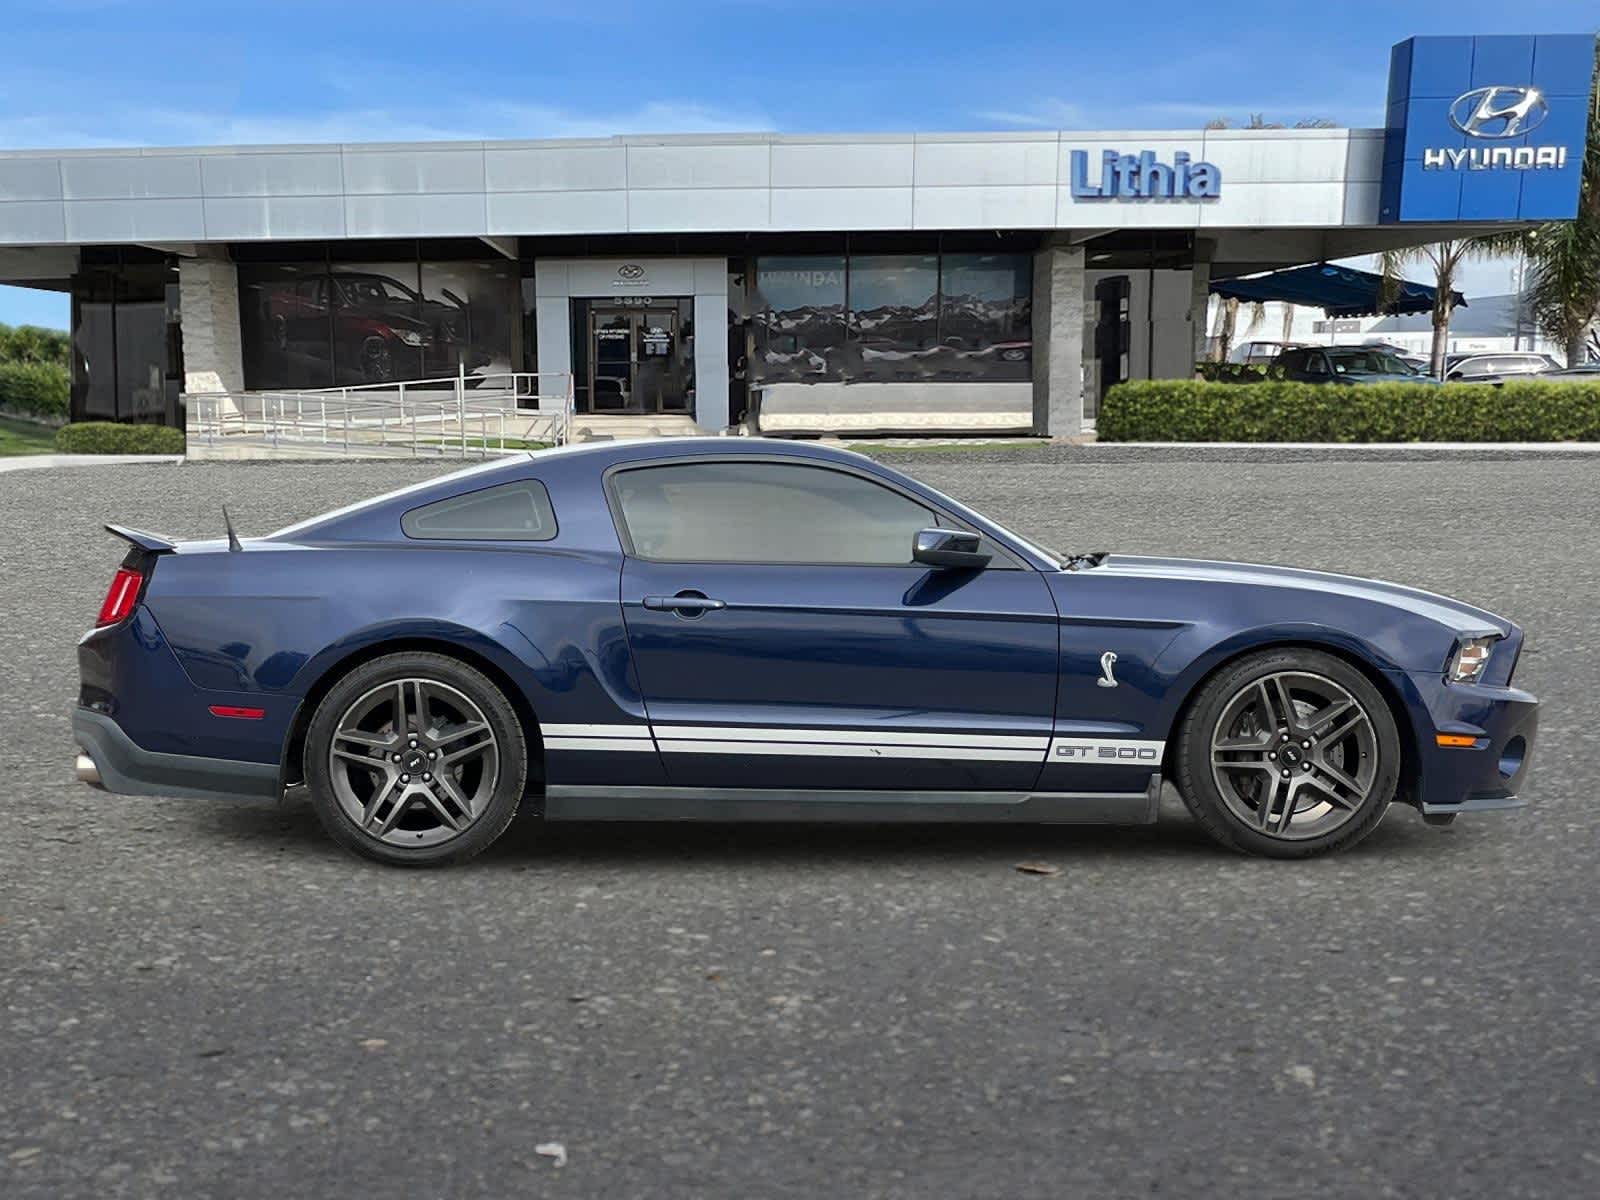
[{"xmin": 970, "ymin": 98, "xmax": 1090, "ymax": 129}]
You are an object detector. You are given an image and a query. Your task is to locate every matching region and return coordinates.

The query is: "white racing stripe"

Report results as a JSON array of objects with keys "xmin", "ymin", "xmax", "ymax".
[
  {"xmin": 545, "ymin": 736, "xmax": 656, "ymax": 753},
  {"xmin": 651, "ymin": 725, "xmax": 1049, "ymax": 750},
  {"xmin": 543, "ymin": 723, "xmax": 652, "ymax": 739},
  {"xmin": 540, "ymin": 721, "xmax": 1162, "ymax": 766},
  {"xmin": 655, "ymin": 740, "xmax": 1045, "ymax": 762}
]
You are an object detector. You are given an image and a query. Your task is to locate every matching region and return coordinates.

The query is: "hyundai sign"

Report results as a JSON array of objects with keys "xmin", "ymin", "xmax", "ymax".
[{"xmin": 1380, "ymin": 35, "xmax": 1596, "ymax": 223}]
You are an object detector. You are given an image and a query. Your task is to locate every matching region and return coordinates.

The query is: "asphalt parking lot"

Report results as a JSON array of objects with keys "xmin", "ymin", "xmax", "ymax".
[{"xmin": 3, "ymin": 447, "xmax": 1597, "ymax": 1198}]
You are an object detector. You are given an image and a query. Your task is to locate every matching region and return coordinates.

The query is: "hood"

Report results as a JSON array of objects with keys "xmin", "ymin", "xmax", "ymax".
[
  {"xmin": 1339, "ymin": 371, "xmax": 1439, "ymax": 384},
  {"xmin": 1086, "ymin": 554, "xmax": 1513, "ymax": 638}
]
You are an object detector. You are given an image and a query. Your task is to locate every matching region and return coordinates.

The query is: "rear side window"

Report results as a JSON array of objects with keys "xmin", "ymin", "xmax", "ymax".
[
  {"xmin": 611, "ymin": 461, "xmax": 935, "ymax": 564},
  {"xmin": 402, "ymin": 480, "xmax": 557, "ymax": 541}
]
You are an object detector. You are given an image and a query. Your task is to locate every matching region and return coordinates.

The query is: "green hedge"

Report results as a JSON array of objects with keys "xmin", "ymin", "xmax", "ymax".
[
  {"xmin": 0, "ymin": 361, "xmax": 70, "ymax": 421},
  {"xmin": 55, "ymin": 422, "xmax": 186, "ymax": 455},
  {"xmin": 1195, "ymin": 361, "xmax": 1270, "ymax": 383},
  {"xmin": 1099, "ymin": 379, "xmax": 1600, "ymax": 442}
]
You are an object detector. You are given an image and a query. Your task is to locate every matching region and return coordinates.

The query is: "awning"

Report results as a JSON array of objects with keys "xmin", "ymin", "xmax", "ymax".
[{"xmin": 1210, "ymin": 263, "xmax": 1466, "ymax": 318}]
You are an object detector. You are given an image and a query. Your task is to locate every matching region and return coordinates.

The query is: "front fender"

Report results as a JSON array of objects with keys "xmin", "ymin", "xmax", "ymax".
[{"xmin": 1149, "ymin": 621, "xmax": 1406, "ymax": 742}]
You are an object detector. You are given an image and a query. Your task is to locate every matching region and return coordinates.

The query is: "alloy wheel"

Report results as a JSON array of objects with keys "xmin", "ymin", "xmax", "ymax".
[
  {"xmin": 327, "ymin": 677, "xmax": 500, "ymax": 848},
  {"xmin": 1208, "ymin": 670, "xmax": 1379, "ymax": 840}
]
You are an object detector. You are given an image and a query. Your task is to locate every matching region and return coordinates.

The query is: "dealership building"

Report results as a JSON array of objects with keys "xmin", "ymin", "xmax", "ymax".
[{"xmin": 0, "ymin": 34, "xmax": 1592, "ymax": 440}]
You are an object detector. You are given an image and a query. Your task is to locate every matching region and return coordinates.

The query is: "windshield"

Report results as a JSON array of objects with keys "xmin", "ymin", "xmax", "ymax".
[{"xmin": 1327, "ymin": 349, "xmax": 1414, "ymax": 375}]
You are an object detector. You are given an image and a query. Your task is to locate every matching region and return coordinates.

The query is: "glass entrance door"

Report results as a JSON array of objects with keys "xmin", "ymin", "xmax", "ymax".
[
  {"xmin": 586, "ymin": 306, "xmax": 692, "ymax": 415},
  {"xmin": 591, "ymin": 309, "xmax": 635, "ymax": 411}
]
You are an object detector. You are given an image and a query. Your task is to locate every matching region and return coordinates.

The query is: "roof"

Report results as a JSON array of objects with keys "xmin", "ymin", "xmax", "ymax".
[
  {"xmin": 0, "ymin": 127, "xmax": 1395, "ymax": 247},
  {"xmin": 1210, "ymin": 263, "xmax": 1466, "ymax": 318}
]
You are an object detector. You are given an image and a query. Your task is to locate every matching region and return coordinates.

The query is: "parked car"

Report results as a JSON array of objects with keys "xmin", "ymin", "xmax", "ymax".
[
  {"xmin": 1351, "ymin": 340, "xmax": 1430, "ymax": 372},
  {"xmin": 1273, "ymin": 346, "xmax": 1429, "ymax": 383},
  {"xmin": 1228, "ymin": 339, "xmax": 1304, "ymax": 366},
  {"xmin": 1444, "ymin": 352, "xmax": 1561, "ymax": 383},
  {"xmin": 1535, "ymin": 363, "xmax": 1600, "ymax": 381},
  {"xmin": 72, "ymin": 440, "xmax": 1537, "ymax": 866}
]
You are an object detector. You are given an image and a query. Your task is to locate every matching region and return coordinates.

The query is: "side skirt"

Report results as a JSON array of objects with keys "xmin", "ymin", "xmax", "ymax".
[{"xmin": 543, "ymin": 775, "xmax": 1162, "ymax": 825}]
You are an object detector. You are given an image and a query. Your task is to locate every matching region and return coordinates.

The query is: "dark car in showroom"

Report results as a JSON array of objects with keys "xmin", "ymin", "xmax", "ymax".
[
  {"xmin": 268, "ymin": 271, "xmax": 492, "ymax": 383},
  {"xmin": 72, "ymin": 440, "xmax": 1537, "ymax": 867}
]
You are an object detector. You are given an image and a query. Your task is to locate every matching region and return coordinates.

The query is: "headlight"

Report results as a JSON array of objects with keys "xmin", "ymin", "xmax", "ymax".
[
  {"xmin": 396, "ymin": 329, "xmax": 427, "ymax": 347},
  {"xmin": 1447, "ymin": 636, "xmax": 1496, "ymax": 684}
]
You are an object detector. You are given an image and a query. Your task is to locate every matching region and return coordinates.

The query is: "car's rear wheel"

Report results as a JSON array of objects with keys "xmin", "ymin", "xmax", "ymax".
[
  {"xmin": 304, "ymin": 652, "xmax": 527, "ymax": 866},
  {"xmin": 1173, "ymin": 648, "xmax": 1400, "ymax": 858}
]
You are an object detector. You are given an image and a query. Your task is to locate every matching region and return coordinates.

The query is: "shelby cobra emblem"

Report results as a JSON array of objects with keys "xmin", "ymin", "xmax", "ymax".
[{"xmin": 1098, "ymin": 650, "xmax": 1119, "ymax": 688}]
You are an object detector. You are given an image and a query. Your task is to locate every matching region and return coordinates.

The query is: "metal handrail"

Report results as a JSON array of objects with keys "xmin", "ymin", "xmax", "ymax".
[{"xmin": 185, "ymin": 370, "xmax": 575, "ymax": 459}]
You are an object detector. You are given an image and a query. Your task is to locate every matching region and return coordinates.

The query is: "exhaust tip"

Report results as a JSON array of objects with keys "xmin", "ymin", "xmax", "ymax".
[{"xmin": 75, "ymin": 753, "xmax": 102, "ymax": 786}]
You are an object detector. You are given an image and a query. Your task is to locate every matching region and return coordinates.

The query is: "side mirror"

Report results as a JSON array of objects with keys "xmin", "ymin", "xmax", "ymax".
[{"xmin": 913, "ymin": 528, "xmax": 991, "ymax": 570}]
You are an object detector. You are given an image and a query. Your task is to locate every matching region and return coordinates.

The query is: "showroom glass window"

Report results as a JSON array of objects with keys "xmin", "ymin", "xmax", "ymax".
[
  {"xmin": 612, "ymin": 461, "xmax": 935, "ymax": 564},
  {"xmin": 238, "ymin": 244, "xmax": 518, "ymax": 391},
  {"xmin": 751, "ymin": 249, "xmax": 1030, "ymax": 385},
  {"xmin": 752, "ymin": 256, "xmax": 847, "ymax": 383},
  {"xmin": 70, "ymin": 256, "xmax": 183, "ymax": 425},
  {"xmin": 847, "ymin": 254, "xmax": 938, "ymax": 382},
  {"xmin": 937, "ymin": 254, "xmax": 1031, "ymax": 382}
]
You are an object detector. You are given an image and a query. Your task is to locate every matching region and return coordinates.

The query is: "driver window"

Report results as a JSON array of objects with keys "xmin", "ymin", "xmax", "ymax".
[
  {"xmin": 613, "ymin": 461, "xmax": 936, "ymax": 564},
  {"xmin": 1306, "ymin": 353, "xmax": 1330, "ymax": 376}
]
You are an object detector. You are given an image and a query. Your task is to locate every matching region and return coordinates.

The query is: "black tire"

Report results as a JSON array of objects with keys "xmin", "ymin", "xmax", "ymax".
[
  {"xmin": 1173, "ymin": 648, "xmax": 1400, "ymax": 859},
  {"xmin": 304, "ymin": 651, "xmax": 528, "ymax": 867}
]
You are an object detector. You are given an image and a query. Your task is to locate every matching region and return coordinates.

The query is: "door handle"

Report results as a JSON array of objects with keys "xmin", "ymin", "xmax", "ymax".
[{"xmin": 643, "ymin": 592, "xmax": 727, "ymax": 616}]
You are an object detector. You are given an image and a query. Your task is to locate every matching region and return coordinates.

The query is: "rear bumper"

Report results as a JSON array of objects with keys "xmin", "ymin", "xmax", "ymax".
[{"xmin": 72, "ymin": 708, "xmax": 279, "ymax": 801}]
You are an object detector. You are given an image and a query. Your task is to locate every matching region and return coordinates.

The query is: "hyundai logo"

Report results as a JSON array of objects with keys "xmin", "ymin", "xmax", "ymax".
[
  {"xmin": 1448, "ymin": 86, "xmax": 1549, "ymax": 139},
  {"xmin": 617, "ymin": 263, "xmax": 646, "ymax": 280}
]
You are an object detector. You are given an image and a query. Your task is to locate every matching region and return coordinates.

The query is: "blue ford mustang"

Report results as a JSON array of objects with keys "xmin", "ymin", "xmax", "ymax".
[{"xmin": 73, "ymin": 439, "xmax": 1537, "ymax": 865}]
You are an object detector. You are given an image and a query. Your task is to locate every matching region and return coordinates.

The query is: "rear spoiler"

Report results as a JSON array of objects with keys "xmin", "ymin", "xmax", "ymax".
[{"xmin": 105, "ymin": 524, "xmax": 177, "ymax": 554}]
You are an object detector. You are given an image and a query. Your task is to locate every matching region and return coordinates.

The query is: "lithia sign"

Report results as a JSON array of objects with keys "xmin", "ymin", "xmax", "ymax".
[{"xmin": 1069, "ymin": 149, "xmax": 1222, "ymax": 200}]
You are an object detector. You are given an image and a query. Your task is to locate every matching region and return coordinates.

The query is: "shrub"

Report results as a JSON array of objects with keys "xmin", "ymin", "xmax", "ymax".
[
  {"xmin": 1099, "ymin": 379, "xmax": 1600, "ymax": 442},
  {"xmin": 1194, "ymin": 361, "xmax": 1270, "ymax": 383},
  {"xmin": 0, "ymin": 361, "xmax": 70, "ymax": 421},
  {"xmin": 0, "ymin": 322, "xmax": 70, "ymax": 368},
  {"xmin": 55, "ymin": 422, "xmax": 186, "ymax": 455}
]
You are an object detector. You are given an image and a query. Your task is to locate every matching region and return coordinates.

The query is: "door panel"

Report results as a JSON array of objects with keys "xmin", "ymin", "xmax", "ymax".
[{"xmin": 620, "ymin": 559, "xmax": 1060, "ymax": 790}]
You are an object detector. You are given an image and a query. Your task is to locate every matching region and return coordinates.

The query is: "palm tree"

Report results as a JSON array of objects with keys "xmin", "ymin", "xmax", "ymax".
[
  {"xmin": 1500, "ymin": 40, "xmax": 1600, "ymax": 366},
  {"xmin": 1210, "ymin": 296, "xmax": 1239, "ymax": 362},
  {"xmin": 1378, "ymin": 239, "xmax": 1503, "ymax": 378}
]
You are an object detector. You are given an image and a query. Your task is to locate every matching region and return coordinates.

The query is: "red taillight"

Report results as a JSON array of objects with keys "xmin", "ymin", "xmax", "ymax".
[{"xmin": 96, "ymin": 566, "xmax": 145, "ymax": 627}]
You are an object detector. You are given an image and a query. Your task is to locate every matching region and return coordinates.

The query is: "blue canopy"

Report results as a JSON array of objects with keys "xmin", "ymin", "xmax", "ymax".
[{"xmin": 1210, "ymin": 263, "xmax": 1466, "ymax": 319}]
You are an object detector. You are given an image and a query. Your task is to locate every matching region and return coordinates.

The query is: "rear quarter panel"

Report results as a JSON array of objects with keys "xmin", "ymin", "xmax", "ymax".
[{"xmin": 139, "ymin": 542, "xmax": 660, "ymax": 785}]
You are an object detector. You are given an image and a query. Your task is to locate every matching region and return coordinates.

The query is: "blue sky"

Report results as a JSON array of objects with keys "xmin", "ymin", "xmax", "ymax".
[{"xmin": 2, "ymin": 0, "xmax": 1596, "ymax": 328}]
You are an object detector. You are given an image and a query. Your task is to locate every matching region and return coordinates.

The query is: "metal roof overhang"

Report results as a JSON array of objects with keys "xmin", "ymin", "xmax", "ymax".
[{"xmin": 1209, "ymin": 262, "xmax": 1466, "ymax": 318}]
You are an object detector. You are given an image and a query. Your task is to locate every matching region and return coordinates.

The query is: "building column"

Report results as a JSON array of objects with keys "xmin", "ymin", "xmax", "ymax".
[
  {"xmin": 691, "ymin": 259, "xmax": 730, "ymax": 432},
  {"xmin": 178, "ymin": 257, "xmax": 243, "ymax": 394},
  {"xmin": 1031, "ymin": 240, "xmax": 1085, "ymax": 437}
]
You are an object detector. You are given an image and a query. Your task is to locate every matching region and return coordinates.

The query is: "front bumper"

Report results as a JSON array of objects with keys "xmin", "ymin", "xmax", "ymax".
[
  {"xmin": 73, "ymin": 708, "xmax": 279, "ymax": 801},
  {"xmin": 1390, "ymin": 668, "xmax": 1538, "ymax": 816}
]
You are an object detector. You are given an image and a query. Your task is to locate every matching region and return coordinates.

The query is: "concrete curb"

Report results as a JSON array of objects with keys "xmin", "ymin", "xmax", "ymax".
[{"xmin": 0, "ymin": 454, "xmax": 185, "ymax": 474}]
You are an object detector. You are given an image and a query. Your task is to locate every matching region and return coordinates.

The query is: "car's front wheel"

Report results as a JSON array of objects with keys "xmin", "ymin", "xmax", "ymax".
[
  {"xmin": 1173, "ymin": 648, "xmax": 1400, "ymax": 858},
  {"xmin": 304, "ymin": 652, "xmax": 527, "ymax": 866}
]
